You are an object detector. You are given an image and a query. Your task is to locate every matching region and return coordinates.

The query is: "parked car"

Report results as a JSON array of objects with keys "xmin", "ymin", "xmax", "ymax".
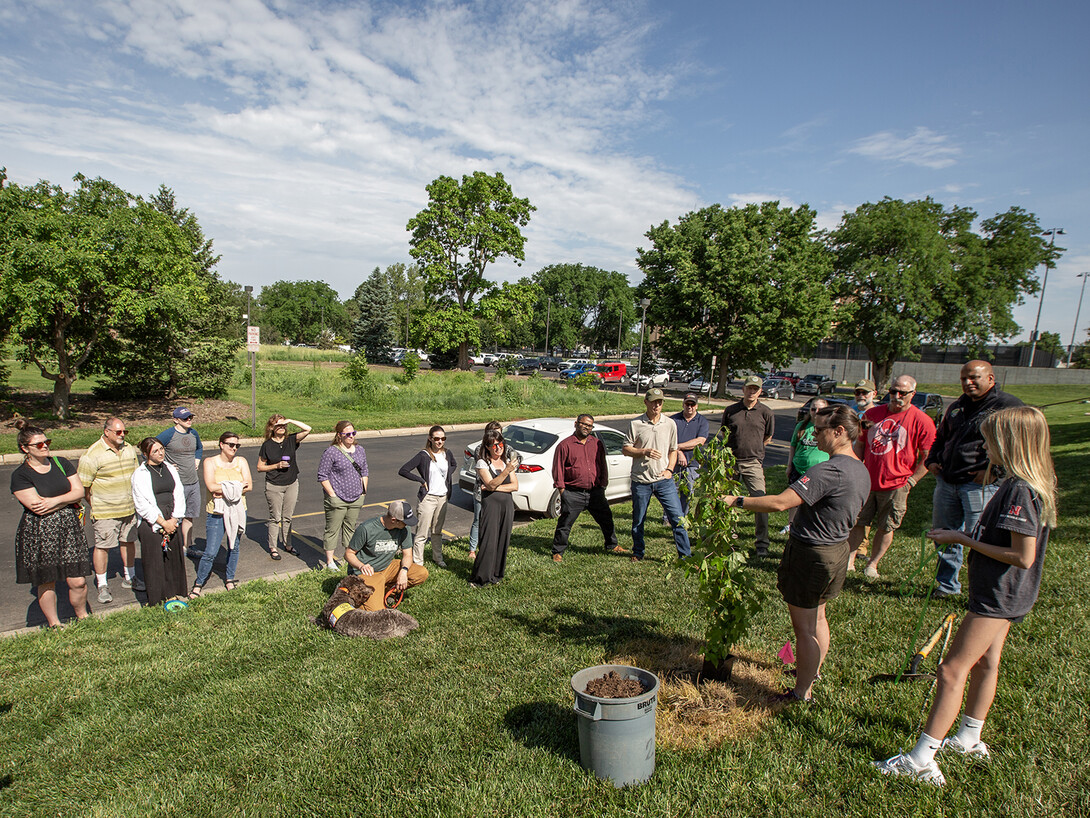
[
  {"xmin": 761, "ymin": 378, "xmax": 795, "ymax": 401},
  {"xmin": 595, "ymin": 361, "xmax": 628, "ymax": 384},
  {"xmin": 558, "ymin": 359, "xmax": 584, "ymax": 371},
  {"xmin": 687, "ymin": 376, "xmax": 719, "ymax": 395},
  {"xmin": 634, "ymin": 367, "xmax": 669, "ymax": 390},
  {"xmin": 481, "ymin": 353, "xmax": 499, "ymax": 366},
  {"xmin": 458, "ymin": 418, "xmax": 632, "ymax": 517},
  {"xmin": 516, "ymin": 357, "xmax": 542, "ymax": 374},
  {"xmin": 469, "ymin": 354, "xmax": 486, "ymax": 366},
  {"xmin": 540, "ymin": 356, "xmax": 562, "ymax": 371},
  {"xmin": 772, "ymin": 370, "xmax": 801, "ymax": 386},
  {"xmin": 559, "ymin": 363, "xmax": 599, "ymax": 380},
  {"xmin": 796, "ymin": 396, "xmax": 854, "ymax": 423},
  {"xmin": 877, "ymin": 391, "xmax": 945, "ymax": 425},
  {"xmin": 796, "ymin": 374, "xmax": 837, "ymax": 395}
]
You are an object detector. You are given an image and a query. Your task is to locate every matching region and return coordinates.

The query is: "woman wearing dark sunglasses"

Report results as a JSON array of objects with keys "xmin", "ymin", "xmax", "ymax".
[
  {"xmin": 317, "ymin": 420, "xmax": 368, "ymax": 570},
  {"xmin": 469, "ymin": 429, "xmax": 519, "ymax": 588},
  {"xmin": 191, "ymin": 432, "xmax": 252, "ymax": 597},
  {"xmin": 398, "ymin": 425, "xmax": 457, "ymax": 568},
  {"xmin": 9, "ymin": 420, "xmax": 91, "ymax": 626}
]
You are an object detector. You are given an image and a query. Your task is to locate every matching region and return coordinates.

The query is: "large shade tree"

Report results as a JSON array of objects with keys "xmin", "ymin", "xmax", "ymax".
[
  {"xmin": 351, "ymin": 266, "xmax": 396, "ymax": 363},
  {"xmin": 829, "ymin": 198, "xmax": 1059, "ymax": 386},
  {"xmin": 529, "ymin": 263, "xmax": 636, "ymax": 353},
  {"xmin": 257, "ymin": 280, "xmax": 349, "ymax": 346},
  {"xmin": 0, "ymin": 171, "xmax": 213, "ymax": 417},
  {"xmin": 407, "ymin": 171, "xmax": 534, "ymax": 368},
  {"xmin": 637, "ymin": 202, "xmax": 835, "ymax": 397}
]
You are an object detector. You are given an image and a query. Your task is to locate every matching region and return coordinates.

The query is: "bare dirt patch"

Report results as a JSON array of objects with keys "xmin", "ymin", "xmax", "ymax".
[{"xmin": 0, "ymin": 393, "xmax": 253, "ymax": 432}]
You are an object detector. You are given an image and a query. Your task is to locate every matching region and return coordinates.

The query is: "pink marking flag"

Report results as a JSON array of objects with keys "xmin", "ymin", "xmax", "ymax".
[{"xmin": 777, "ymin": 640, "xmax": 795, "ymax": 665}]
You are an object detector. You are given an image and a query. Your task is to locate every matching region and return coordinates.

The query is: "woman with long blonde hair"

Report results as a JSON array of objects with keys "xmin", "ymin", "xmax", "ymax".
[{"xmin": 875, "ymin": 406, "xmax": 1058, "ymax": 786}]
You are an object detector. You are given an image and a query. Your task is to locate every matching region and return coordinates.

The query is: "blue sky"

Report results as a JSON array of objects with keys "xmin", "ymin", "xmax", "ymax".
[{"xmin": 2, "ymin": 0, "xmax": 1088, "ymax": 346}]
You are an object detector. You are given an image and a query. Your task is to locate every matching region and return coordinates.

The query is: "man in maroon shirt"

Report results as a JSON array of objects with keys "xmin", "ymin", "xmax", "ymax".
[{"xmin": 550, "ymin": 414, "xmax": 620, "ymax": 562}]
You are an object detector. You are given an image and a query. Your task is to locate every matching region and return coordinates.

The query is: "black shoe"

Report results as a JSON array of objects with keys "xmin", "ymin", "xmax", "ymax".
[
  {"xmin": 755, "ymin": 544, "xmax": 769, "ymax": 557},
  {"xmin": 932, "ymin": 588, "xmax": 957, "ymax": 599}
]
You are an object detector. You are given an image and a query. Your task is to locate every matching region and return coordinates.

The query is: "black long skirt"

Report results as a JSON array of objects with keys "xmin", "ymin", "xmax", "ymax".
[
  {"xmin": 137, "ymin": 521, "xmax": 189, "ymax": 606},
  {"xmin": 470, "ymin": 490, "xmax": 514, "ymax": 585}
]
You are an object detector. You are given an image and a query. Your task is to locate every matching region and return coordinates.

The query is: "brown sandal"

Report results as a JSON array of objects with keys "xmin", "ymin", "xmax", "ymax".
[{"xmin": 225, "ymin": 580, "xmax": 239, "ymax": 591}]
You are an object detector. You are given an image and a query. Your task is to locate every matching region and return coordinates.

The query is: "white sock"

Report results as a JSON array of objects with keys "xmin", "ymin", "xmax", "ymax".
[
  {"xmin": 908, "ymin": 732, "xmax": 942, "ymax": 767},
  {"xmin": 953, "ymin": 715, "xmax": 985, "ymax": 747},
  {"xmin": 96, "ymin": 573, "xmax": 107, "ymax": 587},
  {"xmin": 123, "ymin": 565, "xmax": 135, "ymax": 580}
]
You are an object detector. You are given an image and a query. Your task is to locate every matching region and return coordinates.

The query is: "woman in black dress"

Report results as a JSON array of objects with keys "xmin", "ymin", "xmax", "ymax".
[
  {"xmin": 9, "ymin": 421, "xmax": 90, "ymax": 627},
  {"xmin": 469, "ymin": 429, "xmax": 519, "ymax": 588},
  {"xmin": 131, "ymin": 437, "xmax": 189, "ymax": 605}
]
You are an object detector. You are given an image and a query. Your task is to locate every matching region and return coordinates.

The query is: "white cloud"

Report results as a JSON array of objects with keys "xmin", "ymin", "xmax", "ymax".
[
  {"xmin": 849, "ymin": 126, "xmax": 960, "ymax": 169},
  {"xmin": 0, "ymin": 0, "xmax": 698, "ymax": 293}
]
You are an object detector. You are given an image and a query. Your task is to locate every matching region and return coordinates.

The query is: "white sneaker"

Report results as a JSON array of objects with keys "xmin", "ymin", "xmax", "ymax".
[
  {"xmin": 941, "ymin": 736, "xmax": 991, "ymax": 762},
  {"xmin": 872, "ymin": 753, "xmax": 945, "ymax": 787},
  {"xmin": 863, "ymin": 564, "xmax": 880, "ymax": 580},
  {"xmin": 325, "ymin": 560, "xmax": 339, "ymax": 571},
  {"xmin": 779, "ymin": 525, "xmax": 791, "ymax": 535}
]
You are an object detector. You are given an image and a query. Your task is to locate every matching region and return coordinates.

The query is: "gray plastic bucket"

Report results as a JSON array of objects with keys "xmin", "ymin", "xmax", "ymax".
[{"xmin": 571, "ymin": 664, "xmax": 659, "ymax": 788}]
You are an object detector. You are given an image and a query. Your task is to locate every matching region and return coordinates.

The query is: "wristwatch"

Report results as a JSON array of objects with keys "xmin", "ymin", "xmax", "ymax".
[{"xmin": 733, "ymin": 496, "xmax": 745, "ymax": 508}]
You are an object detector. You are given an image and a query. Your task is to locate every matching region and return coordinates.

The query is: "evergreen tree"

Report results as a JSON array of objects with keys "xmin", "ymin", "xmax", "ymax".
[{"xmin": 352, "ymin": 267, "xmax": 396, "ymax": 364}]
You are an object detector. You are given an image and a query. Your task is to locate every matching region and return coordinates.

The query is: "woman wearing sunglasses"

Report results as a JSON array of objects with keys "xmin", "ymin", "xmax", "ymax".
[
  {"xmin": 317, "ymin": 420, "xmax": 368, "ymax": 571},
  {"xmin": 191, "ymin": 432, "xmax": 252, "ymax": 596},
  {"xmin": 9, "ymin": 420, "xmax": 91, "ymax": 626},
  {"xmin": 469, "ymin": 428, "xmax": 519, "ymax": 588},
  {"xmin": 398, "ymin": 425, "xmax": 457, "ymax": 568}
]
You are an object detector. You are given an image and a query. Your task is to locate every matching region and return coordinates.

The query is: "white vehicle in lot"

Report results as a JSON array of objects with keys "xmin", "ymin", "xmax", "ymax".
[
  {"xmin": 458, "ymin": 418, "xmax": 632, "ymax": 517},
  {"xmin": 687, "ymin": 376, "xmax": 718, "ymax": 395},
  {"xmin": 634, "ymin": 367, "xmax": 670, "ymax": 390}
]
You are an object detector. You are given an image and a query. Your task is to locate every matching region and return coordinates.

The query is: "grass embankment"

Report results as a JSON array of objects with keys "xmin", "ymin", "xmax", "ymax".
[
  {"xmin": 0, "ymin": 356, "xmax": 658, "ymax": 453},
  {"xmin": 0, "ymin": 402, "xmax": 1085, "ymax": 815}
]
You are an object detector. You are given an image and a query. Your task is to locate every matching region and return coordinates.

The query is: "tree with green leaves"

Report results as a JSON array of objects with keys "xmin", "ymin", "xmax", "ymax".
[
  {"xmin": 478, "ymin": 279, "xmax": 540, "ymax": 351},
  {"xmin": 90, "ymin": 185, "xmax": 243, "ymax": 399},
  {"xmin": 256, "ymin": 280, "xmax": 349, "ymax": 346},
  {"xmin": 637, "ymin": 202, "xmax": 835, "ymax": 397},
  {"xmin": 829, "ymin": 198, "xmax": 1058, "ymax": 386},
  {"xmin": 0, "ymin": 171, "xmax": 211, "ymax": 417},
  {"xmin": 407, "ymin": 171, "xmax": 534, "ymax": 368},
  {"xmin": 351, "ymin": 267, "xmax": 396, "ymax": 364},
  {"xmin": 529, "ymin": 264, "xmax": 636, "ymax": 353}
]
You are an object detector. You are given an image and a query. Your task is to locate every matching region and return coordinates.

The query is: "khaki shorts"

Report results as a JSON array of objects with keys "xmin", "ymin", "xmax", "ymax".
[
  {"xmin": 93, "ymin": 514, "xmax": 139, "ymax": 549},
  {"xmin": 855, "ymin": 486, "xmax": 910, "ymax": 532}
]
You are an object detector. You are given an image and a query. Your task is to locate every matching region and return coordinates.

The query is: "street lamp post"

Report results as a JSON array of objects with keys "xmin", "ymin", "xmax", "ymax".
[
  {"xmin": 634, "ymin": 297, "xmax": 650, "ymax": 395},
  {"xmin": 544, "ymin": 298, "xmax": 551, "ymax": 355},
  {"xmin": 244, "ymin": 285, "xmax": 255, "ymax": 428},
  {"xmin": 1028, "ymin": 228, "xmax": 1064, "ymax": 366},
  {"xmin": 1067, "ymin": 272, "xmax": 1089, "ymax": 367}
]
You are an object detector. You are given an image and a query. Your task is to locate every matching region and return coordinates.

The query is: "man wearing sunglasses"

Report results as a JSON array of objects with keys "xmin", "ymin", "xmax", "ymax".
[
  {"xmin": 847, "ymin": 375, "xmax": 935, "ymax": 579},
  {"xmin": 77, "ymin": 418, "xmax": 143, "ymax": 603}
]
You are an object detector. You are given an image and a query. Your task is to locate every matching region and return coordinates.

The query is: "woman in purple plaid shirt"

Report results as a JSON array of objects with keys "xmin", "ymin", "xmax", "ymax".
[{"xmin": 317, "ymin": 420, "xmax": 368, "ymax": 570}]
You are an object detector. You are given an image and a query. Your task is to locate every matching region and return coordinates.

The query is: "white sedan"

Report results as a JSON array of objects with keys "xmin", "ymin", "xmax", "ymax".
[{"xmin": 458, "ymin": 417, "xmax": 632, "ymax": 517}]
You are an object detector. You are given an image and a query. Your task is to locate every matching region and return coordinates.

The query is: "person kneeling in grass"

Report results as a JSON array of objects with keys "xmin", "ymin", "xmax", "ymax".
[
  {"xmin": 344, "ymin": 501, "xmax": 429, "ymax": 610},
  {"xmin": 873, "ymin": 406, "xmax": 1057, "ymax": 787},
  {"xmin": 722, "ymin": 404, "xmax": 869, "ymax": 703}
]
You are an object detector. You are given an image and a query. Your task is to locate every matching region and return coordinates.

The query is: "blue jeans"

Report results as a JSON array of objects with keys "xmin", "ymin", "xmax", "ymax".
[
  {"xmin": 932, "ymin": 475, "xmax": 997, "ymax": 594},
  {"xmin": 468, "ymin": 497, "xmax": 481, "ymax": 551},
  {"xmin": 195, "ymin": 514, "xmax": 241, "ymax": 587},
  {"xmin": 631, "ymin": 479, "xmax": 691, "ymax": 559}
]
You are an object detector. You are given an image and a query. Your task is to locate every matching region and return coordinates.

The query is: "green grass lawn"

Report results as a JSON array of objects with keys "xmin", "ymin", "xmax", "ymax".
[
  {"xmin": 0, "ymin": 358, "xmax": 663, "ymax": 453},
  {"xmin": 0, "ymin": 404, "xmax": 1085, "ymax": 816}
]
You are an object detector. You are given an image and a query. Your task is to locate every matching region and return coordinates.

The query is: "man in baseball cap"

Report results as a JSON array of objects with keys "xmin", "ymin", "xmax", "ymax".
[
  {"xmin": 853, "ymin": 380, "xmax": 878, "ymax": 415},
  {"xmin": 157, "ymin": 407, "xmax": 203, "ymax": 557},
  {"xmin": 344, "ymin": 501, "xmax": 427, "ymax": 610},
  {"xmin": 719, "ymin": 374, "xmax": 775, "ymax": 555},
  {"xmin": 668, "ymin": 393, "xmax": 709, "ymax": 519},
  {"xmin": 622, "ymin": 387, "xmax": 691, "ymax": 561}
]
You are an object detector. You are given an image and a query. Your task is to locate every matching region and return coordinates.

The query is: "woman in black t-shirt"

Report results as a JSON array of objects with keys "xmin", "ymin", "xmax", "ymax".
[
  {"xmin": 256, "ymin": 414, "xmax": 311, "ymax": 560},
  {"xmin": 875, "ymin": 406, "xmax": 1058, "ymax": 786},
  {"xmin": 9, "ymin": 421, "xmax": 91, "ymax": 627}
]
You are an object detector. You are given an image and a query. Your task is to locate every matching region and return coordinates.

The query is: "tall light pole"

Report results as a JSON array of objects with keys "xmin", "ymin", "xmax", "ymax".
[
  {"xmin": 634, "ymin": 297, "xmax": 650, "ymax": 395},
  {"xmin": 1028, "ymin": 227, "xmax": 1064, "ymax": 366},
  {"xmin": 1067, "ymin": 272, "xmax": 1089, "ymax": 367},
  {"xmin": 617, "ymin": 307, "xmax": 624, "ymax": 355},
  {"xmin": 244, "ymin": 285, "xmax": 255, "ymax": 428},
  {"xmin": 544, "ymin": 298, "xmax": 551, "ymax": 355}
]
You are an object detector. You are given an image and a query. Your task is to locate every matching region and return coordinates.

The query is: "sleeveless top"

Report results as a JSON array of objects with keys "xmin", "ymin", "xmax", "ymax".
[{"xmin": 206, "ymin": 458, "xmax": 247, "ymax": 514}]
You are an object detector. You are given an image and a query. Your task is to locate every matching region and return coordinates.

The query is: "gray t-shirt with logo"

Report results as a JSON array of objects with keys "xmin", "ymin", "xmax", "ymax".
[{"xmin": 788, "ymin": 454, "xmax": 871, "ymax": 546}]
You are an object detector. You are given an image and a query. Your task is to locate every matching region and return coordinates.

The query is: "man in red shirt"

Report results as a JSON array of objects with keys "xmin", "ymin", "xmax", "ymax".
[
  {"xmin": 550, "ymin": 414, "xmax": 620, "ymax": 562},
  {"xmin": 848, "ymin": 375, "xmax": 936, "ymax": 579}
]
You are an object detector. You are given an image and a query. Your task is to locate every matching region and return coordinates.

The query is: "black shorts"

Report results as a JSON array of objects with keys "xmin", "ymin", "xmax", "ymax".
[{"xmin": 777, "ymin": 534, "xmax": 850, "ymax": 609}]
